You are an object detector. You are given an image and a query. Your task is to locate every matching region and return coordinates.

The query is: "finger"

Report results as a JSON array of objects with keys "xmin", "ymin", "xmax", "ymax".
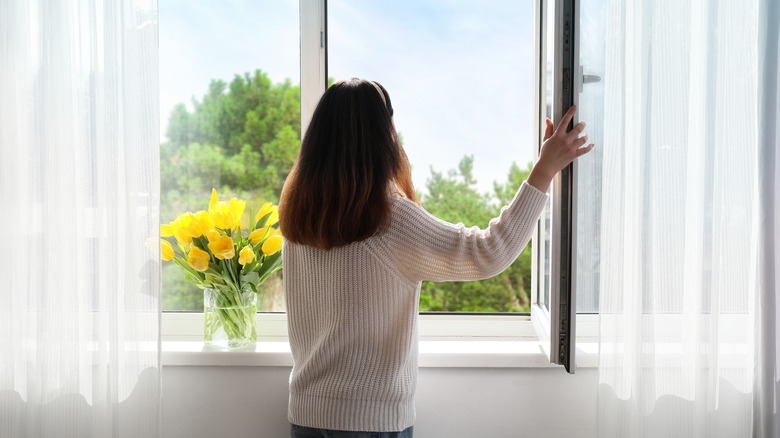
[
  {"xmin": 570, "ymin": 121, "xmax": 586, "ymax": 136},
  {"xmin": 575, "ymin": 143, "xmax": 595, "ymax": 157},
  {"xmin": 573, "ymin": 134, "xmax": 589, "ymax": 148},
  {"xmin": 556, "ymin": 105, "xmax": 577, "ymax": 133},
  {"xmin": 544, "ymin": 118, "xmax": 554, "ymax": 140}
]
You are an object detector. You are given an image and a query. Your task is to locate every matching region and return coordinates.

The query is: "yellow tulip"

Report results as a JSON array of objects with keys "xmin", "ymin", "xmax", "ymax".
[
  {"xmin": 265, "ymin": 206, "xmax": 279, "ymax": 227},
  {"xmin": 255, "ymin": 202, "xmax": 273, "ymax": 222},
  {"xmin": 261, "ymin": 234, "xmax": 282, "ymax": 256},
  {"xmin": 182, "ymin": 212, "xmax": 203, "ymax": 237},
  {"xmin": 205, "ymin": 229, "xmax": 221, "ymax": 242},
  {"xmin": 194, "ymin": 210, "xmax": 214, "ymax": 236},
  {"xmin": 209, "ymin": 188, "xmax": 219, "ymax": 211},
  {"xmin": 207, "ymin": 188, "xmax": 246, "ymax": 230},
  {"xmin": 255, "ymin": 202, "xmax": 279, "ymax": 226},
  {"xmin": 209, "ymin": 203, "xmax": 234, "ymax": 230},
  {"xmin": 229, "ymin": 198, "xmax": 246, "ymax": 224},
  {"xmin": 170, "ymin": 212, "xmax": 203, "ymax": 244},
  {"xmin": 171, "ymin": 224, "xmax": 192, "ymax": 245},
  {"xmin": 208, "ymin": 235, "xmax": 235, "ymax": 260},
  {"xmin": 249, "ymin": 226, "xmax": 271, "ymax": 245},
  {"xmin": 187, "ymin": 245, "xmax": 210, "ymax": 272},
  {"xmin": 161, "ymin": 240, "xmax": 174, "ymax": 261},
  {"xmin": 238, "ymin": 245, "xmax": 255, "ymax": 266},
  {"xmin": 160, "ymin": 223, "xmax": 174, "ymax": 237}
]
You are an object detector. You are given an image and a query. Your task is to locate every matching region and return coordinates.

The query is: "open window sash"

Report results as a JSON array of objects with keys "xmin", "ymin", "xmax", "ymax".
[{"xmin": 531, "ymin": 0, "xmax": 578, "ymax": 374}]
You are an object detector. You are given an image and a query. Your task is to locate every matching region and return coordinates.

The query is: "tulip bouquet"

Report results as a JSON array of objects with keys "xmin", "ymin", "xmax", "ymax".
[{"xmin": 160, "ymin": 188, "xmax": 282, "ymax": 349}]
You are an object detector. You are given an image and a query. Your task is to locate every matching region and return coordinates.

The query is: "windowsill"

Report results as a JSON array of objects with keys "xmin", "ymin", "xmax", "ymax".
[
  {"xmin": 161, "ymin": 338, "xmax": 599, "ymax": 369},
  {"xmin": 161, "ymin": 313, "xmax": 600, "ymax": 369}
]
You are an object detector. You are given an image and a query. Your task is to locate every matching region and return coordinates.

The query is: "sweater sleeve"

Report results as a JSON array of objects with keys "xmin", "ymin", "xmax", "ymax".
[{"xmin": 381, "ymin": 181, "xmax": 549, "ymax": 283}]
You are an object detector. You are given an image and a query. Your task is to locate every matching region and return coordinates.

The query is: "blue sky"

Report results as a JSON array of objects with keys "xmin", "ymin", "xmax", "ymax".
[{"xmin": 159, "ymin": 0, "xmax": 536, "ymax": 194}]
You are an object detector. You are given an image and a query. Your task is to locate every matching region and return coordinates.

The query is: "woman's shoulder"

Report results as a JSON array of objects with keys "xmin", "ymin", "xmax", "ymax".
[
  {"xmin": 388, "ymin": 192, "xmax": 424, "ymax": 221},
  {"xmin": 385, "ymin": 183, "xmax": 423, "ymax": 219},
  {"xmin": 384, "ymin": 192, "xmax": 459, "ymax": 242}
]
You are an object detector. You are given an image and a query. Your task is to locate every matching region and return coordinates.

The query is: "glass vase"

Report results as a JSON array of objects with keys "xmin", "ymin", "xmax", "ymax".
[{"xmin": 203, "ymin": 288, "xmax": 257, "ymax": 351}]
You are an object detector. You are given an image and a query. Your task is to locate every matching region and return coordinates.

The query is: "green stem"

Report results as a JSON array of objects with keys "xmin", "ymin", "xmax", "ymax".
[
  {"xmin": 222, "ymin": 259, "xmax": 238, "ymax": 288},
  {"xmin": 205, "ymin": 288, "xmax": 255, "ymax": 344},
  {"xmin": 173, "ymin": 257, "xmax": 204, "ymax": 286}
]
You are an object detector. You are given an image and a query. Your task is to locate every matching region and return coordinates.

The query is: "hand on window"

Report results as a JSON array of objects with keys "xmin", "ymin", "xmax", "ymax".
[{"xmin": 527, "ymin": 105, "xmax": 594, "ymax": 192}]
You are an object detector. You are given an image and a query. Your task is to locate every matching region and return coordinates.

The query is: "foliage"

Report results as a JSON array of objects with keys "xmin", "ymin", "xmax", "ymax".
[
  {"xmin": 161, "ymin": 70, "xmax": 300, "ymax": 210},
  {"xmin": 419, "ymin": 157, "xmax": 534, "ymax": 313}
]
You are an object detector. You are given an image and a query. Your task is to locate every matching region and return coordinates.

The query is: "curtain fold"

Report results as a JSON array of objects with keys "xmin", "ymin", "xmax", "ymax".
[
  {"xmin": 755, "ymin": 0, "xmax": 780, "ymax": 436},
  {"xmin": 0, "ymin": 1, "xmax": 161, "ymax": 436},
  {"xmin": 597, "ymin": 0, "xmax": 778, "ymax": 436}
]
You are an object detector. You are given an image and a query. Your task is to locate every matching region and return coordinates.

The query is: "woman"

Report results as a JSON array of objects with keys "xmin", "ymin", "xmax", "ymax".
[{"xmin": 279, "ymin": 78, "xmax": 593, "ymax": 437}]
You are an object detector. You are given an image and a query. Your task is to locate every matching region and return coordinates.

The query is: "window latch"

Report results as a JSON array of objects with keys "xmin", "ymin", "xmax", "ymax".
[
  {"xmin": 576, "ymin": 66, "xmax": 602, "ymax": 94},
  {"xmin": 583, "ymin": 73, "xmax": 601, "ymax": 84}
]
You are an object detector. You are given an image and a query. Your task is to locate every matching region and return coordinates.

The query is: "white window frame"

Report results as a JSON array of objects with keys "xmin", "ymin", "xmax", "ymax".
[
  {"xmin": 300, "ymin": 0, "xmax": 327, "ymax": 134},
  {"xmin": 530, "ymin": 0, "xmax": 553, "ymax": 353},
  {"xmin": 530, "ymin": 0, "xmax": 601, "ymax": 373},
  {"xmin": 160, "ymin": 0, "xmax": 600, "ymax": 352}
]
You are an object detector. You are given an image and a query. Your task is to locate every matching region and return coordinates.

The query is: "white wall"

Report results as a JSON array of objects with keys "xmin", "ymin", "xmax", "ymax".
[{"xmin": 162, "ymin": 366, "xmax": 598, "ymax": 438}]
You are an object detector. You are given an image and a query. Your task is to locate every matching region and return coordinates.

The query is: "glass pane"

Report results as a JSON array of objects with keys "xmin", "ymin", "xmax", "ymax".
[
  {"xmin": 329, "ymin": 1, "xmax": 536, "ymax": 312},
  {"xmin": 541, "ymin": 198, "xmax": 552, "ymax": 311},
  {"xmin": 575, "ymin": 0, "xmax": 607, "ymax": 313},
  {"xmin": 538, "ymin": 0, "xmax": 557, "ymax": 311},
  {"xmin": 159, "ymin": 0, "xmax": 300, "ymax": 311}
]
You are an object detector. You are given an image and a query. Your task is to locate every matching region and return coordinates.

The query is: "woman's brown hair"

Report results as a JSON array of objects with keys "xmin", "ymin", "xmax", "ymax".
[{"xmin": 279, "ymin": 78, "xmax": 418, "ymax": 250}]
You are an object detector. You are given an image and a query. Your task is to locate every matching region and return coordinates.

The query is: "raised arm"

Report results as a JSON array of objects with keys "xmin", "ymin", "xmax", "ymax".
[
  {"xmin": 378, "ymin": 106, "xmax": 593, "ymax": 283},
  {"xmin": 380, "ymin": 182, "xmax": 548, "ymax": 283}
]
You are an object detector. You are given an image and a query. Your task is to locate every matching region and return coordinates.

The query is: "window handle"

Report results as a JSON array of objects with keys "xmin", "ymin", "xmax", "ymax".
[
  {"xmin": 576, "ymin": 66, "xmax": 602, "ymax": 94},
  {"xmin": 583, "ymin": 74, "xmax": 601, "ymax": 84}
]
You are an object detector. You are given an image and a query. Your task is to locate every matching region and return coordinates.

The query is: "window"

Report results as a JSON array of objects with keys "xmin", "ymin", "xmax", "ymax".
[
  {"xmin": 160, "ymin": 1, "xmax": 540, "ymax": 314},
  {"xmin": 160, "ymin": 1, "xmax": 597, "ymax": 352},
  {"xmin": 159, "ymin": 0, "xmax": 300, "ymax": 312},
  {"xmin": 532, "ymin": 0, "xmax": 607, "ymax": 372},
  {"xmin": 328, "ymin": 0, "xmax": 537, "ymax": 313},
  {"xmin": 532, "ymin": 0, "xmax": 578, "ymax": 370}
]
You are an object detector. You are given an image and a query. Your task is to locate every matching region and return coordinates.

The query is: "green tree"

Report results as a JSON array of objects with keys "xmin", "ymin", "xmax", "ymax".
[{"xmin": 163, "ymin": 70, "xmax": 300, "ymax": 198}]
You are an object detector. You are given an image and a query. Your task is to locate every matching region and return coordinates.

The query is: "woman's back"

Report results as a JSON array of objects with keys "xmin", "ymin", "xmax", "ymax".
[
  {"xmin": 285, "ymin": 233, "xmax": 419, "ymax": 432},
  {"xmin": 284, "ymin": 184, "xmax": 547, "ymax": 432}
]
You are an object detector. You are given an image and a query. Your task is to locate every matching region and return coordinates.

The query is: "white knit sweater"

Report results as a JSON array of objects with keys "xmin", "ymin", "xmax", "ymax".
[{"xmin": 283, "ymin": 181, "xmax": 548, "ymax": 432}]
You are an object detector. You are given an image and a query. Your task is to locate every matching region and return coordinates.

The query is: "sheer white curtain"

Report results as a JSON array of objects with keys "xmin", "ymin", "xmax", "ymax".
[
  {"xmin": 0, "ymin": 1, "xmax": 161, "ymax": 437},
  {"xmin": 597, "ymin": 0, "xmax": 779, "ymax": 436},
  {"xmin": 755, "ymin": 1, "xmax": 780, "ymax": 436}
]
